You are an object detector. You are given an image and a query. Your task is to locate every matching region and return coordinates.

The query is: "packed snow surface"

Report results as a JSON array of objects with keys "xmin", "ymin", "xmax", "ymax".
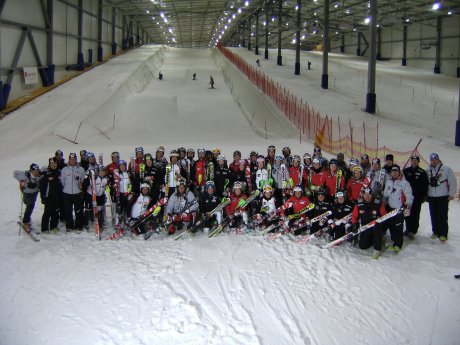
[{"xmin": 0, "ymin": 46, "xmax": 459, "ymax": 345}]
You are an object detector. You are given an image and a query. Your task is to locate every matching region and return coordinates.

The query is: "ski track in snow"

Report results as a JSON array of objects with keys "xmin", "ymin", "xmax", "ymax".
[{"xmin": 0, "ymin": 46, "xmax": 460, "ymax": 345}]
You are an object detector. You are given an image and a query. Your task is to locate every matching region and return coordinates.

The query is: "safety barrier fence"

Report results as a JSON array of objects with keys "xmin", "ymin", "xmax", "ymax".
[{"xmin": 217, "ymin": 44, "xmax": 460, "ymax": 199}]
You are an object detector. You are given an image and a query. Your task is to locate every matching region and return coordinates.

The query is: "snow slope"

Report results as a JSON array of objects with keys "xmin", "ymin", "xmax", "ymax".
[{"xmin": 0, "ymin": 45, "xmax": 459, "ymax": 345}]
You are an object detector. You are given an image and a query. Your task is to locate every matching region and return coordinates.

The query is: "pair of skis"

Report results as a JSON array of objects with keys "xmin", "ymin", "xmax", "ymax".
[
  {"xmin": 174, "ymin": 198, "xmax": 230, "ymax": 240},
  {"xmin": 208, "ymin": 190, "xmax": 260, "ymax": 238},
  {"xmin": 296, "ymin": 213, "xmax": 352, "ymax": 244},
  {"xmin": 106, "ymin": 197, "xmax": 168, "ymax": 240},
  {"xmin": 323, "ymin": 207, "xmax": 403, "ymax": 249}
]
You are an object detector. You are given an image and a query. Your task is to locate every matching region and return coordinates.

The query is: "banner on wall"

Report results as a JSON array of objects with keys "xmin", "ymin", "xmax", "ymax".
[{"xmin": 23, "ymin": 67, "xmax": 38, "ymax": 85}]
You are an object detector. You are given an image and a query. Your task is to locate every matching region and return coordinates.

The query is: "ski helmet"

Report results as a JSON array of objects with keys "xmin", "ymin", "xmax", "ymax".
[
  {"xmin": 275, "ymin": 155, "xmax": 283, "ymax": 161},
  {"xmin": 293, "ymin": 155, "xmax": 301, "ymax": 162},
  {"xmin": 282, "ymin": 147, "xmax": 291, "ymax": 154},
  {"xmin": 250, "ymin": 151, "xmax": 258, "ymax": 157},
  {"xmin": 55, "ymin": 150, "xmax": 64, "ymax": 157},
  {"xmin": 187, "ymin": 148, "xmax": 195, "ymax": 154},
  {"xmin": 293, "ymin": 186, "xmax": 303, "ymax": 193},
  {"xmin": 140, "ymin": 183, "xmax": 150, "ymax": 190},
  {"xmin": 362, "ymin": 186, "xmax": 372, "ymax": 195},
  {"xmin": 170, "ymin": 150, "xmax": 179, "ymax": 157},
  {"xmin": 69, "ymin": 152, "xmax": 77, "ymax": 160},
  {"xmin": 178, "ymin": 147, "xmax": 186, "ymax": 154},
  {"xmin": 144, "ymin": 153, "xmax": 153, "ymax": 161},
  {"xmin": 135, "ymin": 146, "xmax": 144, "ymax": 153},
  {"xmin": 86, "ymin": 151, "xmax": 95, "ymax": 159},
  {"xmin": 119, "ymin": 160, "xmax": 127, "ymax": 167},
  {"xmin": 233, "ymin": 150, "xmax": 241, "ymax": 157},
  {"xmin": 206, "ymin": 181, "xmax": 215, "ymax": 189},
  {"xmin": 156, "ymin": 146, "xmax": 165, "ymax": 153},
  {"xmin": 217, "ymin": 155, "xmax": 226, "ymax": 161},
  {"xmin": 303, "ymin": 153, "xmax": 312, "ymax": 160},
  {"xmin": 352, "ymin": 165, "xmax": 363, "ymax": 174},
  {"xmin": 111, "ymin": 151, "xmax": 120, "ymax": 158},
  {"xmin": 349, "ymin": 158, "xmax": 359, "ymax": 166},
  {"xmin": 329, "ymin": 159, "xmax": 338, "ymax": 166},
  {"xmin": 233, "ymin": 181, "xmax": 243, "ymax": 190},
  {"xmin": 197, "ymin": 148, "xmax": 206, "ymax": 154},
  {"xmin": 372, "ymin": 158, "xmax": 381, "ymax": 165},
  {"xmin": 256, "ymin": 156, "xmax": 265, "ymax": 163},
  {"xmin": 30, "ymin": 163, "xmax": 39, "ymax": 171},
  {"xmin": 267, "ymin": 145, "xmax": 275, "ymax": 152},
  {"xmin": 263, "ymin": 185, "xmax": 273, "ymax": 193},
  {"xmin": 212, "ymin": 148, "xmax": 221, "ymax": 154},
  {"xmin": 177, "ymin": 178, "xmax": 187, "ymax": 186},
  {"xmin": 336, "ymin": 189, "xmax": 346, "ymax": 199},
  {"xmin": 312, "ymin": 157, "xmax": 321, "ymax": 164},
  {"xmin": 317, "ymin": 187, "xmax": 327, "ymax": 195}
]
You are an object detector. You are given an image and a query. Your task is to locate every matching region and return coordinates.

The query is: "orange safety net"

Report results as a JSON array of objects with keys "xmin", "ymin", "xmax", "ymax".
[{"xmin": 217, "ymin": 45, "xmax": 460, "ymax": 199}]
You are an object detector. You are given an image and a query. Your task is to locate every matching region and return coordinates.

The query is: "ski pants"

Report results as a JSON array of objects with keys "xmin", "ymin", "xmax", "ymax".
[
  {"xmin": 41, "ymin": 198, "xmax": 60, "ymax": 230},
  {"xmin": 83, "ymin": 193, "xmax": 95, "ymax": 226},
  {"xmin": 229, "ymin": 212, "xmax": 248, "ymax": 228},
  {"xmin": 404, "ymin": 199, "xmax": 423, "ymax": 234},
  {"xmin": 22, "ymin": 192, "xmax": 38, "ymax": 224},
  {"xmin": 382, "ymin": 212, "xmax": 404, "ymax": 248},
  {"xmin": 428, "ymin": 196, "xmax": 450, "ymax": 238},
  {"xmin": 330, "ymin": 223, "xmax": 347, "ymax": 240},
  {"xmin": 358, "ymin": 223, "xmax": 383, "ymax": 251},
  {"xmin": 63, "ymin": 193, "xmax": 83, "ymax": 230}
]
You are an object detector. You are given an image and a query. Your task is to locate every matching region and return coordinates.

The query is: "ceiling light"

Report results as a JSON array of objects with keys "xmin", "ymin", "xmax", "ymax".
[
  {"xmin": 364, "ymin": 17, "xmax": 371, "ymax": 24},
  {"xmin": 232, "ymin": 14, "xmax": 236, "ymax": 19},
  {"xmin": 160, "ymin": 12, "xmax": 164, "ymax": 18},
  {"xmin": 245, "ymin": 1, "xmax": 249, "ymax": 6},
  {"xmin": 238, "ymin": 8, "xmax": 242, "ymax": 14},
  {"xmin": 295, "ymin": 5, "xmax": 299, "ymax": 10},
  {"xmin": 146, "ymin": 10, "xmax": 150, "ymax": 14},
  {"xmin": 448, "ymin": 10, "xmax": 452, "ymax": 15},
  {"xmin": 432, "ymin": 2, "xmax": 440, "ymax": 11}
]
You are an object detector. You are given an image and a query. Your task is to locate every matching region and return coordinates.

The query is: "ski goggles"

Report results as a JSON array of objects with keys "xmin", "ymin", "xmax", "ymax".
[{"xmin": 336, "ymin": 191, "xmax": 346, "ymax": 198}]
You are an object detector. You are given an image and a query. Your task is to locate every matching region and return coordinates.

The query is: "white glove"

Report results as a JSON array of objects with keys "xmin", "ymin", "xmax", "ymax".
[{"xmin": 404, "ymin": 208, "xmax": 411, "ymax": 217}]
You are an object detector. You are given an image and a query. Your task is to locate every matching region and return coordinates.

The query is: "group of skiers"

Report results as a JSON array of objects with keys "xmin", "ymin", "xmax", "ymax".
[{"xmin": 14, "ymin": 144, "xmax": 457, "ymax": 258}]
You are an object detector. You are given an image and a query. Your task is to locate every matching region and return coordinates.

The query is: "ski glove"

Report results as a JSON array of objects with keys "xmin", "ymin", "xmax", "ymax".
[{"xmin": 403, "ymin": 207, "xmax": 411, "ymax": 217}]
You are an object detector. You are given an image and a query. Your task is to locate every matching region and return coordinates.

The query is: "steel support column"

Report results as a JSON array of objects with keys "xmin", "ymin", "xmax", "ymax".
[
  {"xmin": 255, "ymin": 12, "xmax": 259, "ymax": 55},
  {"xmin": 321, "ymin": 0, "xmax": 329, "ymax": 89},
  {"xmin": 456, "ymin": 85, "xmax": 460, "ymax": 146},
  {"xmin": 248, "ymin": 16, "xmax": 252, "ymax": 50},
  {"xmin": 434, "ymin": 16, "xmax": 441, "ymax": 74},
  {"xmin": 97, "ymin": 0, "xmax": 102, "ymax": 61},
  {"xmin": 46, "ymin": 0, "xmax": 55, "ymax": 84},
  {"xmin": 77, "ymin": 0, "xmax": 84, "ymax": 69},
  {"xmin": 277, "ymin": 0, "xmax": 282, "ymax": 66},
  {"xmin": 402, "ymin": 25, "xmax": 407, "ymax": 66},
  {"xmin": 294, "ymin": 0, "xmax": 301, "ymax": 75},
  {"xmin": 357, "ymin": 31, "xmax": 361, "ymax": 56},
  {"xmin": 365, "ymin": 0, "xmax": 377, "ymax": 114},
  {"xmin": 112, "ymin": 6, "xmax": 117, "ymax": 55},
  {"xmin": 376, "ymin": 27, "xmax": 382, "ymax": 60},
  {"xmin": 264, "ymin": 1, "xmax": 269, "ymax": 59},
  {"xmin": 340, "ymin": 34, "xmax": 345, "ymax": 53}
]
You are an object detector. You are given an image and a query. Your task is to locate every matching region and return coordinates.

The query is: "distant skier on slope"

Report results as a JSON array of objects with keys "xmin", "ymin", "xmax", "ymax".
[{"xmin": 209, "ymin": 76, "xmax": 214, "ymax": 89}]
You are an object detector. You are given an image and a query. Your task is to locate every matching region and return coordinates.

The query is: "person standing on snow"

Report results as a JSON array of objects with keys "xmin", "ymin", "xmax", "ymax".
[
  {"xmin": 40, "ymin": 158, "xmax": 62, "ymax": 233},
  {"xmin": 60, "ymin": 153, "xmax": 85, "ymax": 233},
  {"xmin": 426, "ymin": 153, "xmax": 457, "ymax": 242},
  {"xmin": 14, "ymin": 163, "xmax": 42, "ymax": 232},
  {"xmin": 403, "ymin": 154, "xmax": 428, "ymax": 239}
]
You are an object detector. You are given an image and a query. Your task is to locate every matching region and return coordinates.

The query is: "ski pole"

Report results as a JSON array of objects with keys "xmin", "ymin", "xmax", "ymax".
[{"xmin": 18, "ymin": 189, "xmax": 24, "ymax": 236}]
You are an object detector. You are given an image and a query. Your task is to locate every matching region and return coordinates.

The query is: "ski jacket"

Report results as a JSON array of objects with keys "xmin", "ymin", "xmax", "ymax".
[
  {"xmin": 225, "ymin": 192, "xmax": 248, "ymax": 214},
  {"xmin": 309, "ymin": 168, "xmax": 326, "ymax": 188},
  {"xmin": 40, "ymin": 168, "xmax": 62, "ymax": 202},
  {"xmin": 333, "ymin": 200, "xmax": 354, "ymax": 220},
  {"xmin": 14, "ymin": 170, "xmax": 42, "ymax": 194},
  {"xmin": 346, "ymin": 177, "xmax": 366, "ymax": 202},
  {"xmin": 214, "ymin": 166, "xmax": 231, "ymax": 196},
  {"xmin": 60, "ymin": 164, "xmax": 85, "ymax": 195},
  {"xmin": 128, "ymin": 158, "xmax": 145, "ymax": 175},
  {"xmin": 105, "ymin": 162, "xmax": 118, "ymax": 178},
  {"xmin": 199, "ymin": 192, "xmax": 221, "ymax": 214},
  {"xmin": 229, "ymin": 161, "xmax": 240, "ymax": 174},
  {"xmin": 312, "ymin": 200, "xmax": 333, "ymax": 218},
  {"xmin": 166, "ymin": 190, "xmax": 198, "ymax": 215},
  {"xmin": 271, "ymin": 163, "xmax": 290, "ymax": 190},
  {"xmin": 255, "ymin": 168, "xmax": 269, "ymax": 190},
  {"xmin": 168, "ymin": 163, "xmax": 184, "ymax": 188},
  {"xmin": 260, "ymin": 196, "xmax": 276, "ymax": 214},
  {"xmin": 131, "ymin": 195, "xmax": 151, "ymax": 218},
  {"xmin": 231, "ymin": 169, "xmax": 248, "ymax": 188},
  {"xmin": 194, "ymin": 159, "xmax": 206, "ymax": 186},
  {"xmin": 117, "ymin": 171, "xmax": 131, "ymax": 194},
  {"xmin": 403, "ymin": 166, "xmax": 428, "ymax": 201},
  {"xmin": 324, "ymin": 170, "xmax": 345, "ymax": 198},
  {"xmin": 366, "ymin": 168, "xmax": 389, "ymax": 198},
  {"xmin": 288, "ymin": 166, "xmax": 303, "ymax": 187},
  {"xmin": 383, "ymin": 177, "xmax": 413, "ymax": 209},
  {"xmin": 426, "ymin": 162, "xmax": 457, "ymax": 198},
  {"xmin": 351, "ymin": 199, "xmax": 386, "ymax": 226},
  {"xmin": 283, "ymin": 195, "xmax": 311, "ymax": 215}
]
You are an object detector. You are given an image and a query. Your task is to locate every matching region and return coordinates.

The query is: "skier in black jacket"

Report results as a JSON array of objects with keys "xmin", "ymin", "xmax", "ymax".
[
  {"xmin": 40, "ymin": 158, "xmax": 63, "ymax": 232},
  {"xmin": 403, "ymin": 154, "xmax": 429, "ymax": 238}
]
